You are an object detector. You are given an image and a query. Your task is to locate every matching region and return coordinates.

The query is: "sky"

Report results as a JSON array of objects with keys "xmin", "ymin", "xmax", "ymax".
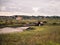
[{"xmin": 0, "ymin": 0, "xmax": 60, "ymax": 16}]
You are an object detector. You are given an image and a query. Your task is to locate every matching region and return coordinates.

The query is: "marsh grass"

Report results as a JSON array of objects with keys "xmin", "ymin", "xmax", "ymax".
[{"xmin": 0, "ymin": 26, "xmax": 60, "ymax": 45}]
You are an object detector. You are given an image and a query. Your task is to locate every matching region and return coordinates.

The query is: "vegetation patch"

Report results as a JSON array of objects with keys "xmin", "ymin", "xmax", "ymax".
[{"xmin": 0, "ymin": 26, "xmax": 60, "ymax": 45}]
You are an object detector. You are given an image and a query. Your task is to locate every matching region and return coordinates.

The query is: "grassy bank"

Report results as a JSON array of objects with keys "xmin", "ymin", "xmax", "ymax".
[{"xmin": 0, "ymin": 26, "xmax": 60, "ymax": 45}]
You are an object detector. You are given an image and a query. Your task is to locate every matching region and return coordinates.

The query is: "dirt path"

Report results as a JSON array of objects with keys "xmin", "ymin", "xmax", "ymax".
[{"xmin": 0, "ymin": 27, "xmax": 29, "ymax": 34}]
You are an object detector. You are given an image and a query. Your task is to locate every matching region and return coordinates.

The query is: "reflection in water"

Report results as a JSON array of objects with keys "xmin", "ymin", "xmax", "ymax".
[{"xmin": 0, "ymin": 27, "xmax": 29, "ymax": 34}]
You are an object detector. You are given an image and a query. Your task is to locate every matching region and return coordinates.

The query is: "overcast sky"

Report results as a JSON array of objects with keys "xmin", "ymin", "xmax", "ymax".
[{"xmin": 0, "ymin": 0, "xmax": 60, "ymax": 16}]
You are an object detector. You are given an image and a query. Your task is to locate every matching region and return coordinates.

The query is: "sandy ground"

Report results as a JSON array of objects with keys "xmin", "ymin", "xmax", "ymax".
[{"xmin": 0, "ymin": 27, "xmax": 29, "ymax": 34}]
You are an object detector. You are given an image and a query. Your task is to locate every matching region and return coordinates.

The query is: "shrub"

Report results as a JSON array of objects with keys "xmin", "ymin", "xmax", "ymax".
[
  {"xmin": 52, "ymin": 23, "xmax": 57, "ymax": 25},
  {"xmin": 43, "ymin": 21, "xmax": 47, "ymax": 23}
]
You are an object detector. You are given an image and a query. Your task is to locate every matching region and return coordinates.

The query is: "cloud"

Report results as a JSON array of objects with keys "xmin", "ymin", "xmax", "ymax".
[
  {"xmin": 0, "ymin": 0, "xmax": 60, "ymax": 16},
  {"xmin": 0, "ymin": 6, "xmax": 6, "ymax": 11}
]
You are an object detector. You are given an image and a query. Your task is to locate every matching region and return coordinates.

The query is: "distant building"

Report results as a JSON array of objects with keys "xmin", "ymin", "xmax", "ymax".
[{"xmin": 16, "ymin": 16, "xmax": 22, "ymax": 21}]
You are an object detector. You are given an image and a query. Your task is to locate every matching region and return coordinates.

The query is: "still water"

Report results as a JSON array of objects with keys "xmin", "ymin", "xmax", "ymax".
[{"xmin": 0, "ymin": 27, "xmax": 29, "ymax": 34}]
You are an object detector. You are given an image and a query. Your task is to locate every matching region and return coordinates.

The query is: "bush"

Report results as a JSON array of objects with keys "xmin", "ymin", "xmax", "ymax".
[
  {"xmin": 43, "ymin": 21, "xmax": 47, "ymax": 23},
  {"xmin": 52, "ymin": 23, "xmax": 57, "ymax": 25}
]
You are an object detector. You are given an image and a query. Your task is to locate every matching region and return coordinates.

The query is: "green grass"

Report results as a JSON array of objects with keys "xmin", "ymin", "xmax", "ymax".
[
  {"xmin": 0, "ymin": 18, "xmax": 60, "ymax": 28},
  {"xmin": 0, "ymin": 26, "xmax": 60, "ymax": 45}
]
